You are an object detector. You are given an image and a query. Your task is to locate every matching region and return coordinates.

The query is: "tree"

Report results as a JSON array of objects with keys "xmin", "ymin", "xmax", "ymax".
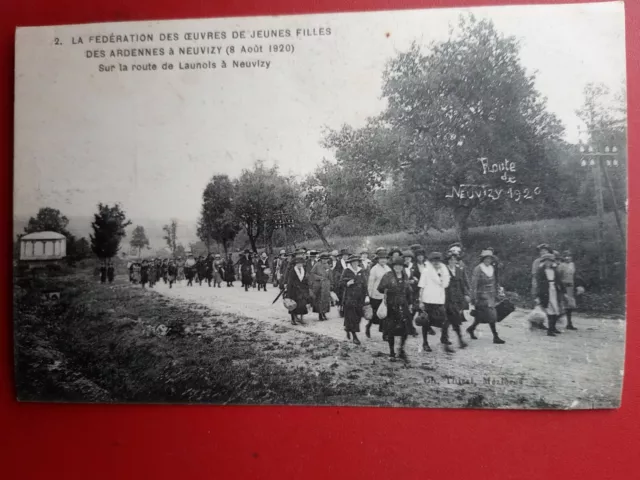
[
  {"xmin": 174, "ymin": 244, "xmax": 186, "ymax": 258},
  {"xmin": 90, "ymin": 203, "xmax": 132, "ymax": 259},
  {"xmin": 162, "ymin": 219, "xmax": 178, "ymax": 255},
  {"xmin": 24, "ymin": 207, "xmax": 71, "ymax": 236},
  {"xmin": 70, "ymin": 237, "xmax": 92, "ymax": 260},
  {"xmin": 130, "ymin": 225, "xmax": 150, "ymax": 256},
  {"xmin": 198, "ymin": 175, "xmax": 241, "ymax": 254},
  {"xmin": 233, "ymin": 161, "xmax": 299, "ymax": 253},
  {"xmin": 300, "ymin": 159, "xmax": 377, "ymax": 248},
  {"xmin": 323, "ymin": 15, "xmax": 564, "ymax": 244}
]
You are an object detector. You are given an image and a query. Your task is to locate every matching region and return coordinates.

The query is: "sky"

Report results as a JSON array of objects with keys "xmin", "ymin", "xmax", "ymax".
[{"xmin": 14, "ymin": 1, "xmax": 626, "ymax": 227}]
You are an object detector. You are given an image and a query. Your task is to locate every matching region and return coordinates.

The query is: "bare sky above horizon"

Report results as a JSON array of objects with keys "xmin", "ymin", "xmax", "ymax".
[{"xmin": 14, "ymin": 2, "xmax": 626, "ymax": 230}]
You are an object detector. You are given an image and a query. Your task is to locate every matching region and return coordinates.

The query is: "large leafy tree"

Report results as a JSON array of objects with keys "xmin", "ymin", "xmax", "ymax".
[
  {"xmin": 130, "ymin": 225, "xmax": 150, "ymax": 256},
  {"xmin": 324, "ymin": 15, "xmax": 565, "ymax": 243},
  {"xmin": 198, "ymin": 175, "xmax": 241, "ymax": 254},
  {"xmin": 90, "ymin": 203, "xmax": 131, "ymax": 259},
  {"xmin": 233, "ymin": 161, "xmax": 299, "ymax": 253},
  {"xmin": 24, "ymin": 207, "xmax": 71, "ymax": 236},
  {"xmin": 300, "ymin": 159, "xmax": 377, "ymax": 248}
]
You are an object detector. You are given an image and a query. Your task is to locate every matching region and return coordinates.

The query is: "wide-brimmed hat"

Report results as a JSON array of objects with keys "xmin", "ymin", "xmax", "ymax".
[
  {"xmin": 339, "ymin": 248, "xmax": 350, "ymax": 256},
  {"xmin": 330, "ymin": 249, "xmax": 339, "ymax": 257},
  {"xmin": 319, "ymin": 252, "xmax": 330, "ymax": 260},
  {"xmin": 562, "ymin": 250, "xmax": 573, "ymax": 257},
  {"xmin": 260, "ymin": 252, "xmax": 268, "ymax": 257},
  {"xmin": 388, "ymin": 247, "xmax": 402, "ymax": 257},
  {"xmin": 243, "ymin": 249, "xmax": 251, "ymax": 254},
  {"xmin": 360, "ymin": 248, "xmax": 369, "ymax": 255},
  {"xmin": 402, "ymin": 250, "xmax": 414, "ymax": 258},
  {"xmin": 214, "ymin": 254, "xmax": 221, "ymax": 258},
  {"xmin": 293, "ymin": 257, "xmax": 306, "ymax": 264},
  {"xmin": 448, "ymin": 242, "xmax": 462, "ymax": 250},
  {"xmin": 309, "ymin": 250, "xmax": 318, "ymax": 256},
  {"xmin": 479, "ymin": 250, "xmax": 495, "ymax": 260},
  {"xmin": 295, "ymin": 248, "xmax": 306, "ymax": 255},
  {"xmin": 375, "ymin": 250, "xmax": 389, "ymax": 259},
  {"xmin": 409, "ymin": 243, "xmax": 422, "ymax": 251},
  {"xmin": 415, "ymin": 248, "xmax": 426, "ymax": 257},
  {"xmin": 391, "ymin": 257, "xmax": 405, "ymax": 267},
  {"xmin": 375, "ymin": 247, "xmax": 386, "ymax": 254},
  {"xmin": 428, "ymin": 252, "xmax": 444, "ymax": 262},
  {"xmin": 537, "ymin": 243, "xmax": 551, "ymax": 252},
  {"xmin": 540, "ymin": 253, "xmax": 555, "ymax": 262},
  {"xmin": 347, "ymin": 254, "xmax": 360, "ymax": 264},
  {"xmin": 279, "ymin": 249, "xmax": 286, "ymax": 255}
]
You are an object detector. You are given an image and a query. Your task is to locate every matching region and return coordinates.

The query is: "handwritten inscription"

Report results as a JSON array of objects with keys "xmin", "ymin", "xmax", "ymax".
[{"xmin": 445, "ymin": 157, "xmax": 542, "ymax": 201}]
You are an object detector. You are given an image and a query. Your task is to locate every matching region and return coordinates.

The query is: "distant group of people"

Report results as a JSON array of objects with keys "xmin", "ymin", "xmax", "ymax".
[
  {"xmin": 99, "ymin": 260, "xmax": 115, "ymax": 284},
  {"xmin": 119, "ymin": 241, "xmax": 583, "ymax": 360}
]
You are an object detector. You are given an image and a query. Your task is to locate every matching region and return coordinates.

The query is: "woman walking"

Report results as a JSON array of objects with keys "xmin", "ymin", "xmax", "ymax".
[
  {"xmin": 556, "ymin": 250, "xmax": 583, "ymax": 330},
  {"xmin": 168, "ymin": 259, "xmax": 177, "ymax": 288},
  {"xmin": 140, "ymin": 259, "xmax": 149, "ymax": 288},
  {"xmin": 443, "ymin": 251, "xmax": 470, "ymax": 352},
  {"xmin": 417, "ymin": 252, "xmax": 450, "ymax": 352},
  {"xmin": 310, "ymin": 252, "xmax": 332, "ymax": 321},
  {"xmin": 212, "ymin": 254, "xmax": 224, "ymax": 288},
  {"xmin": 366, "ymin": 250, "xmax": 391, "ymax": 339},
  {"xmin": 467, "ymin": 250, "xmax": 506, "ymax": 344},
  {"xmin": 340, "ymin": 254, "xmax": 369, "ymax": 345},
  {"xmin": 238, "ymin": 250, "xmax": 255, "ymax": 292},
  {"xmin": 378, "ymin": 257, "xmax": 413, "ymax": 360},
  {"xmin": 534, "ymin": 253, "xmax": 566, "ymax": 337},
  {"xmin": 285, "ymin": 256, "xmax": 310, "ymax": 325},
  {"xmin": 184, "ymin": 253, "xmax": 196, "ymax": 287},
  {"xmin": 224, "ymin": 253, "xmax": 235, "ymax": 287},
  {"xmin": 256, "ymin": 252, "xmax": 270, "ymax": 291}
]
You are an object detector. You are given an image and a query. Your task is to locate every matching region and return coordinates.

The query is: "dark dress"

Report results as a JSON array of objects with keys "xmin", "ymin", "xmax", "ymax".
[
  {"xmin": 310, "ymin": 262, "xmax": 332, "ymax": 314},
  {"xmin": 196, "ymin": 260, "xmax": 207, "ymax": 284},
  {"xmin": 377, "ymin": 271, "xmax": 412, "ymax": 336},
  {"xmin": 238, "ymin": 256, "xmax": 254, "ymax": 286},
  {"xmin": 224, "ymin": 258, "xmax": 236, "ymax": 282},
  {"xmin": 445, "ymin": 264, "xmax": 469, "ymax": 326},
  {"xmin": 340, "ymin": 267, "xmax": 368, "ymax": 333},
  {"xmin": 140, "ymin": 265, "xmax": 149, "ymax": 285},
  {"xmin": 107, "ymin": 265, "xmax": 115, "ymax": 283},
  {"xmin": 257, "ymin": 258, "xmax": 270, "ymax": 286},
  {"xmin": 285, "ymin": 265, "xmax": 310, "ymax": 315}
]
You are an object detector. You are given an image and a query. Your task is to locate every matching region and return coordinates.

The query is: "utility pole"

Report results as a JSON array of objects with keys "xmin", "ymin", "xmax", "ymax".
[{"xmin": 579, "ymin": 143, "xmax": 624, "ymax": 281}]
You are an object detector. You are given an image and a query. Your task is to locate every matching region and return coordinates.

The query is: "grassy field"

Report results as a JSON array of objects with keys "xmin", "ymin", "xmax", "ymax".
[
  {"xmin": 299, "ymin": 214, "xmax": 626, "ymax": 314},
  {"xmin": 14, "ymin": 273, "xmax": 402, "ymax": 404}
]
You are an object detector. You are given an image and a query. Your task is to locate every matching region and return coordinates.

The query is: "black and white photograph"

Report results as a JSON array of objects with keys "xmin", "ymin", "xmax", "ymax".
[{"xmin": 13, "ymin": 1, "xmax": 627, "ymax": 408}]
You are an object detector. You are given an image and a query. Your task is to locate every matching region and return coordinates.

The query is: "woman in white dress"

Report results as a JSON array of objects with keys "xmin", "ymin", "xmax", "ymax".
[{"xmin": 534, "ymin": 253, "xmax": 566, "ymax": 337}]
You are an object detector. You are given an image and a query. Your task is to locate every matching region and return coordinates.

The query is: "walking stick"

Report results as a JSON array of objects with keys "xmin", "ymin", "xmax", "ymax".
[{"xmin": 271, "ymin": 289, "xmax": 285, "ymax": 305}]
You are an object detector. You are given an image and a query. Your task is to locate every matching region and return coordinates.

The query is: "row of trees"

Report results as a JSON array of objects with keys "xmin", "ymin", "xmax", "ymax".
[{"xmin": 193, "ymin": 16, "xmax": 626, "ymax": 251}]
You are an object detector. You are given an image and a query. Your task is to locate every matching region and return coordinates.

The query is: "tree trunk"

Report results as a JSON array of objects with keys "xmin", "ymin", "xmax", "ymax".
[
  {"xmin": 248, "ymin": 234, "xmax": 258, "ymax": 253},
  {"xmin": 311, "ymin": 223, "xmax": 331, "ymax": 250},
  {"xmin": 453, "ymin": 205, "xmax": 472, "ymax": 247}
]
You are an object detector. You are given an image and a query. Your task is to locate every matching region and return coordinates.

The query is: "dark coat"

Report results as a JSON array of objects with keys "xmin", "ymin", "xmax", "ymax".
[
  {"xmin": 238, "ymin": 256, "xmax": 254, "ymax": 285},
  {"xmin": 378, "ymin": 270, "xmax": 412, "ymax": 336},
  {"xmin": 445, "ymin": 264, "xmax": 469, "ymax": 325},
  {"xmin": 310, "ymin": 261, "xmax": 332, "ymax": 314},
  {"xmin": 223, "ymin": 258, "xmax": 235, "ymax": 281},
  {"xmin": 285, "ymin": 264, "xmax": 310, "ymax": 315},
  {"xmin": 140, "ymin": 265, "xmax": 149, "ymax": 284},
  {"xmin": 257, "ymin": 258, "xmax": 270, "ymax": 284},
  {"xmin": 535, "ymin": 266, "xmax": 566, "ymax": 309},
  {"xmin": 340, "ymin": 267, "xmax": 367, "ymax": 332}
]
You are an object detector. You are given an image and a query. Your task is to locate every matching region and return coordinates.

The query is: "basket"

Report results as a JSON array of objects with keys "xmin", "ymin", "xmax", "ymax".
[
  {"xmin": 363, "ymin": 304, "xmax": 373, "ymax": 321},
  {"xmin": 264, "ymin": 268, "xmax": 272, "ymax": 276},
  {"xmin": 283, "ymin": 298, "xmax": 297, "ymax": 312}
]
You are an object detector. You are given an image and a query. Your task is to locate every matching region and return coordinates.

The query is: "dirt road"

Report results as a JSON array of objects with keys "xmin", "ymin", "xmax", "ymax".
[{"xmin": 152, "ymin": 280, "xmax": 625, "ymax": 409}]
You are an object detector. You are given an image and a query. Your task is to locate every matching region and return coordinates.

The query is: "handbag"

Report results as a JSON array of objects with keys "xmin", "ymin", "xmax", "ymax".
[
  {"xmin": 496, "ymin": 299, "xmax": 515, "ymax": 322},
  {"xmin": 376, "ymin": 297, "xmax": 388, "ymax": 320},
  {"xmin": 414, "ymin": 311, "xmax": 429, "ymax": 327}
]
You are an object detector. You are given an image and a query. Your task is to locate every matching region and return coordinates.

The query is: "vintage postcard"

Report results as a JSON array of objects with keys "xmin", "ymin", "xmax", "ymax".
[{"xmin": 13, "ymin": 2, "xmax": 627, "ymax": 408}]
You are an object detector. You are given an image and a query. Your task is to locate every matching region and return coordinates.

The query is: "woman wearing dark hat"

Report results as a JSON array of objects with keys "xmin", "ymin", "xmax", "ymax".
[
  {"xmin": 334, "ymin": 249, "xmax": 350, "ymax": 317},
  {"xmin": 238, "ymin": 250, "xmax": 255, "ymax": 292},
  {"xmin": 285, "ymin": 256, "xmax": 310, "ymax": 325},
  {"xmin": 168, "ymin": 259, "xmax": 178, "ymax": 288},
  {"xmin": 310, "ymin": 252, "xmax": 332, "ymax": 321},
  {"xmin": 223, "ymin": 253, "xmax": 235, "ymax": 287},
  {"xmin": 378, "ymin": 257, "xmax": 413, "ymax": 360},
  {"xmin": 467, "ymin": 250, "xmax": 506, "ymax": 344},
  {"xmin": 388, "ymin": 246, "xmax": 402, "ymax": 262},
  {"xmin": 534, "ymin": 253, "xmax": 566, "ymax": 336},
  {"xmin": 185, "ymin": 253, "xmax": 196, "ymax": 287},
  {"xmin": 417, "ymin": 252, "xmax": 451, "ymax": 352},
  {"xmin": 556, "ymin": 250, "xmax": 584, "ymax": 330},
  {"xmin": 443, "ymin": 251, "xmax": 470, "ymax": 352},
  {"xmin": 340, "ymin": 254, "xmax": 369, "ymax": 344},
  {"xmin": 366, "ymin": 250, "xmax": 391, "ymax": 339},
  {"xmin": 140, "ymin": 259, "xmax": 150, "ymax": 288}
]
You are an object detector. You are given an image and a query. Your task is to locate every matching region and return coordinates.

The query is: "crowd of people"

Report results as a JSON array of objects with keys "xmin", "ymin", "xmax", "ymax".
[{"xmin": 123, "ymin": 242, "xmax": 584, "ymax": 360}]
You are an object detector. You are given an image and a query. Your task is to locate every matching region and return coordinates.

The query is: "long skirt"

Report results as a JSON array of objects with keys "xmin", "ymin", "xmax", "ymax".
[
  {"xmin": 213, "ymin": 268, "xmax": 223, "ymax": 284},
  {"xmin": 563, "ymin": 283, "xmax": 576, "ymax": 309},
  {"xmin": 474, "ymin": 305, "xmax": 498, "ymax": 324},
  {"xmin": 312, "ymin": 282, "xmax": 331, "ymax": 314},
  {"xmin": 369, "ymin": 297, "xmax": 383, "ymax": 329},
  {"xmin": 545, "ymin": 283, "xmax": 562, "ymax": 316},
  {"xmin": 424, "ymin": 304, "xmax": 447, "ymax": 328},
  {"xmin": 343, "ymin": 304, "xmax": 363, "ymax": 333},
  {"xmin": 177, "ymin": 266, "xmax": 185, "ymax": 281},
  {"xmin": 445, "ymin": 303, "xmax": 465, "ymax": 327},
  {"xmin": 384, "ymin": 303, "xmax": 409, "ymax": 336}
]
